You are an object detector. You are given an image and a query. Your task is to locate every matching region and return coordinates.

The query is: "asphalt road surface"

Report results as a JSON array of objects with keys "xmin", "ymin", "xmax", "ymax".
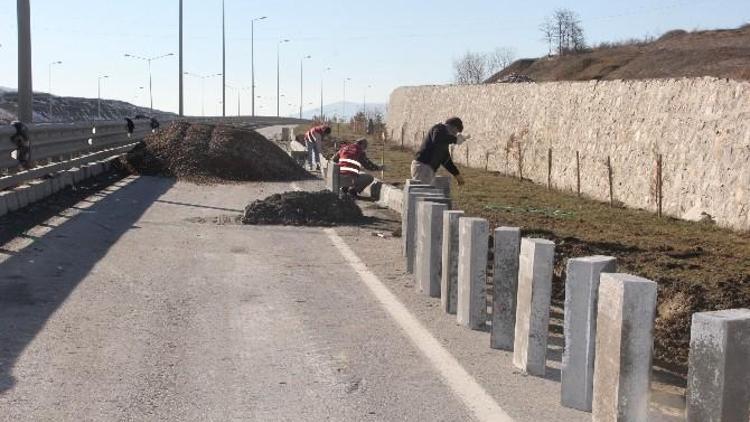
[{"xmin": 0, "ymin": 130, "xmax": 687, "ymax": 421}]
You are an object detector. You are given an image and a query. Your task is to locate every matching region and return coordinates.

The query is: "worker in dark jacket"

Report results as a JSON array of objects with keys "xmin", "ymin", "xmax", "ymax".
[
  {"xmin": 333, "ymin": 138, "xmax": 383, "ymax": 197},
  {"xmin": 411, "ymin": 117, "xmax": 468, "ymax": 186}
]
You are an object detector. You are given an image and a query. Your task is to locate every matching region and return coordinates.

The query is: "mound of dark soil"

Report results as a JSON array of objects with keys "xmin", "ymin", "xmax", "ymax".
[
  {"xmin": 242, "ymin": 190, "xmax": 365, "ymax": 226},
  {"xmin": 119, "ymin": 121, "xmax": 310, "ymax": 182}
]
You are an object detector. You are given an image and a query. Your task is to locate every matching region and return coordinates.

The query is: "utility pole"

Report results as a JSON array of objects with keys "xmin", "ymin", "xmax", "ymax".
[
  {"xmin": 222, "ymin": 0, "xmax": 226, "ymax": 117},
  {"xmin": 251, "ymin": 16, "xmax": 267, "ymax": 117},
  {"xmin": 179, "ymin": 0, "xmax": 184, "ymax": 116},
  {"xmin": 17, "ymin": 0, "xmax": 33, "ymax": 123}
]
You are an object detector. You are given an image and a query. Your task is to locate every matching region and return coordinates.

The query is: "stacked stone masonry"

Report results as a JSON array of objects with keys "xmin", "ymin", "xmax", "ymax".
[{"xmin": 386, "ymin": 77, "xmax": 750, "ymax": 230}]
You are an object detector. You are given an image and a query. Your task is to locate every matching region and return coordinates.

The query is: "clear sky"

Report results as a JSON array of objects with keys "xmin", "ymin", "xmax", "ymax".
[{"xmin": 0, "ymin": 0, "xmax": 748, "ymax": 117}]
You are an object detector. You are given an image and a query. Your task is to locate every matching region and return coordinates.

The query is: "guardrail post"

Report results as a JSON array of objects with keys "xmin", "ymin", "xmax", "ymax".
[
  {"xmin": 687, "ymin": 308, "xmax": 750, "ymax": 422},
  {"xmin": 561, "ymin": 256, "xmax": 617, "ymax": 411},
  {"xmin": 513, "ymin": 238, "xmax": 555, "ymax": 376},
  {"xmin": 490, "ymin": 227, "xmax": 521, "ymax": 351},
  {"xmin": 441, "ymin": 210, "xmax": 465, "ymax": 314},
  {"xmin": 592, "ymin": 273, "xmax": 657, "ymax": 422},
  {"xmin": 457, "ymin": 217, "xmax": 489, "ymax": 330}
]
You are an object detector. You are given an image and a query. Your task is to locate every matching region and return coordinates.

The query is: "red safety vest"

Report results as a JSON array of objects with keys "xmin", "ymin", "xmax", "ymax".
[
  {"xmin": 337, "ymin": 143, "xmax": 364, "ymax": 176},
  {"xmin": 304, "ymin": 125, "xmax": 327, "ymax": 144}
]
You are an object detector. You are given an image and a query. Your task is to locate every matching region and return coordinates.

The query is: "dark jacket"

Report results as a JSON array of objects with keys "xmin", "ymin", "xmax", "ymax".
[{"xmin": 414, "ymin": 123, "xmax": 459, "ymax": 175}]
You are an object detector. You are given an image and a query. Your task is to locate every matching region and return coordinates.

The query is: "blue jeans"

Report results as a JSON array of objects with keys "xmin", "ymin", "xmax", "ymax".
[{"xmin": 306, "ymin": 140, "xmax": 320, "ymax": 169}]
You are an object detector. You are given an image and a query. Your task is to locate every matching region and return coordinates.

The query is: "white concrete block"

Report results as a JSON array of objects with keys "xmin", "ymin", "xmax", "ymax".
[
  {"xmin": 441, "ymin": 210, "xmax": 465, "ymax": 314},
  {"xmin": 592, "ymin": 273, "xmax": 657, "ymax": 422},
  {"xmin": 561, "ymin": 255, "xmax": 617, "ymax": 411},
  {"xmin": 1, "ymin": 190, "xmax": 20, "ymax": 212},
  {"xmin": 415, "ymin": 201, "xmax": 448, "ymax": 297},
  {"xmin": 513, "ymin": 238, "xmax": 555, "ymax": 376},
  {"xmin": 401, "ymin": 180, "xmax": 439, "ymax": 255},
  {"xmin": 0, "ymin": 191, "xmax": 8, "ymax": 217},
  {"xmin": 15, "ymin": 185, "xmax": 31, "ymax": 208},
  {"xmin": 406, "ymin": 192, "xmax": 448, "ymax": 273},
  {"xmin": 433, "ymin": 175, "xmax": 452, "ymax": 197},
  {"xmin": 490, "ymin": 227, "xmax": 521, "ymax": 351},
  {"xmin": 687, "ymin": 308, "xmax": 750, "ymax": 422},
  {"xmin": 457, "ymin": 217, "xmax": 489, "ymax": 330}
]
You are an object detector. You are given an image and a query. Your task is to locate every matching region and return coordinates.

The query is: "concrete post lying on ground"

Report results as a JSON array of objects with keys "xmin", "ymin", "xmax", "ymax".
[
  {"xmin": 441, "ymin": 210, "xmax": 465, "ymax": 314},
  {"xmin": 457, "ymin": 217, "xmax": 489, "ymax": 330},
  {"xmin": 561, "ymin": 255, "xmax": 617, "ymax": 412},
  {"xmin": 409, "ymin": 196, "xmax": 451, "ymax": 274},
  {"xmin": 686, "ymin": 308, "xmax": 750, "ymax": 422},
  {"xmin": 592, "ymin": 273, "xmax": 657, "ymax": 422},
  {"xmin": 401, "ymin": 180, "xmax": 436, "ymax": 255},
  {"xmin": 415, "ymin": 201, "xmax": 448, "ymax": 297},
  {"xmin": 513, "ymin": 238, "xmax": 555, "ymax": 376},
  {"xmin": 433, "ymin": 175, "xmax": 451, "ymax": 197},
  {"xmin": 490, "ymin": 227, "xmax": 521, "ymax": 351}
]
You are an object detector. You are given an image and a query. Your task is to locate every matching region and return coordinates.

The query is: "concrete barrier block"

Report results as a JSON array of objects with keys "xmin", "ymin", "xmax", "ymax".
[
  {"xmin": 592, "ymin": 273, "xmax": 657, "ymax": 422},
  {"xmin": 2, "ymin": 190, "xmax": 20, "ymax": 212},
  {"xmin": 89, "ymin": 162, "xmax": 104, "ymax": 176},
  {"xmin": 80, "ymin": 164, "xmax": 91, "ymax": 180},
  {"xmin": 433, "ymin": 175, "xmax": 452, "ymax": 197},
  {"xmin": 15, "ymin": 185, "xmax": 31, "ymax": 208},
  {"xmin": 40, "ymin": 179, "xmax": 53, "ymax": 198},
  {"xmin": 441, "ymin": 210, "xmax": 465, "ymax": 314},
  {"xmin": 513, "ymin": 238, "xmax": 555, "ymax": 376},
  {"xmin": 61, "ymin": 171, "xmax": 74, "ymax": 188},
  {"xmin": 457, "ymin": 217, "xmax": 489, "ymax": 330},
  {"xmin": 401, "ymin": 180, "xmax": 438, "ymax": 254},
  {"xmin": 0, "ymin": 191, "xmax": 8, "ymax": 217},
  {"xmin": 415, "ymin": 201, "xmax": 449, "ymax": 297},
  {"xmin": 27, "ymin": 180, "xmax": 47, "ymax": 204},
  {"xmin": 70, "ymin": 167, "xmax": 84, "ymax": 184},
  {"xmin": 409, "ymin": 196, "xmax": 451, "ymax": 274},
  {"xmin": 490, "ymin": 227, "xmax": 521, "ymax": 351},
  {"xmin": 687, "ymin": 308, "xmax": 750, "ymax": 422},
  {"xmin": 561, "ymin": 255, "xmax": 617, "ymax": 411}
]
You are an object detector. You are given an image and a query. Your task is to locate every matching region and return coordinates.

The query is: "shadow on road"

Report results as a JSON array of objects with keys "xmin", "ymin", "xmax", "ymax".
[{"xmin": 0, "ymin": 175, "xmax": 175, "ymax": 393}]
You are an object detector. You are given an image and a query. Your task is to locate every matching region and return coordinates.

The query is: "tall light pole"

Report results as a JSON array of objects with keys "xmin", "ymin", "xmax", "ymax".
[
  {"xmin": 179, "ymin": 0, "xmax": 184, "ymax": 116},
  {"xmin": 17, "ymin": 0, "xmax": 33, "ymax": 123},
  {"xmin": 320, "ymin": 67, "xmax": 331, "ymax": 121},
  {"xmin": 124, "ymin": 52, "xmax": 174, "ymax": 112},
  {"xmin": 185, "ymin": 72, "xmax": 221, "ymax": 116},
  {"xmin": 221, "ymin": 0, "xmax": 226, "ymax": 116},
  {"xmin": 343, "ymin": 77, "xmax": 351, "ymax": 122},
  {"xmin": 276, "ymin": 39, "xmax": 289, "ymax": 117},
  {"xmin": 97, "ymin": 75, "xmax": 109, "ymax": 120},
  {"xmin": 363, "ymin": 84, "xmax": 372, "ymax": 116},
  {"xmin": 299, "ymin": 55, "xmax": 311, "ymax": 119},
  {"xmin": 48, "ymin": 60, "xmax": 62, "ymax": 118},
  {"xmin": 250, "ymin": 15, "xmax": 267, "ymax": 117}
]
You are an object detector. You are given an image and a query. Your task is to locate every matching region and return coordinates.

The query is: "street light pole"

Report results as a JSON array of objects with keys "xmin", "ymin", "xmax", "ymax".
[
  {"xmin": 276, "ymin": 39, "xmax": 289, "ymax": 117},
  {"xmin": 363, "ymin": 84, "xmax": 372, "ymax": 116},
  {"xmin": 320, "ymin": 67, "xmax": 331, "ymax": 121},
  {"xmin": 251, "ymin": 16, "xmax": 267, "ymax": 117},
  {"xmin": 222, "ymin": 0, "xmax": 226, "ymax": 117},
  {"xmin": 124, "ymin": 53, "xmax": 174, "ymax": 113},
  {"xmin": 184, "ymin": 72, "xmax": 221, "ymax": 117},
  {"xmin": 48, "ymin": 60, "xmax": 62, "ymax": 119},
  {"xmin": 97, "ymin": 75, "xmax": 109, "ymax": 120},
  {"xmin": 343, "ymin": 77, "xmax": 351, "ymax": 122},
  {"xmin": 299, "ymin": 55, "xmax": 311, "ymax": 119},
  {"xmin": 179, "ymin": 0, "xmax": 184, "ymax": 116},
  {"xmin": 17, "ymin": 0, "xmax": 33, "ymax": 123}
]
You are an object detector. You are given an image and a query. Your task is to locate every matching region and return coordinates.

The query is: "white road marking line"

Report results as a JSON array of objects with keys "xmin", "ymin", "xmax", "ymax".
[{"xmin": 325, "ymin": 228, "xmax": 515, "ymax": 422}]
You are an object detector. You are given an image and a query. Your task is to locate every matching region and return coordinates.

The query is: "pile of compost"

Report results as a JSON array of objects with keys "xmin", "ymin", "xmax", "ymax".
[
  {"xmin": 242, "ymin": 190, "xmax": 365, "ymax": 226},
  {"xmin": 119, "ymin": 121, "xmax": 309, "ymax": 182}
]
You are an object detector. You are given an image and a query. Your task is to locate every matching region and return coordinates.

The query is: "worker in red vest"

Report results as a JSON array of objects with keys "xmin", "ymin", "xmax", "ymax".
[
  {"xmin": 332, "ymin": 138, "xmax": 383, "ymax": 197},
  {"xmin": 304, "ymin": 125, "xmax": 331, "ymax": 171}
]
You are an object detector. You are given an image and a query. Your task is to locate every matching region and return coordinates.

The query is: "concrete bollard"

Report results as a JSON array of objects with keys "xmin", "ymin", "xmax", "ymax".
[
  {"xmin": 401, "ymin": 180, "xmax": 438, "ymax": 254},
  {"xmin": 415, "ymin": 201, "xmax": 449, "ymax": 297},
  {"xmin": 457, "ymin": 217, "xmax": 489, "ymax": 330},
  {"xmin": 15, "ymin": 185, "xmax": 31, "ymax": 208},
  {"xmin": 409, "ymin": 196, "xmax": 451, "ymax": 274},
  {"xmin": 0, "ymin": 191, "xmax": 8, "ymax": 217},
  {"xmin": 513, "ymin": 238, "xmax": 555, "ymax": 376},
  {"xmin": 592, "ymin": 273, "xmax": 657, "ymax": 422},
  {"xmin": 1, "ymin": 191, "xmax": 20, "ymax": 212},
  {"xmin": 561, "ymin": 255, "xmax": 617, "ymax": 412},
  {"xmin": 490, "ymin": 227, "xmax": 521, "ymax": 351},
  {"xmin": 70, "ymin": 167, "xmax": 84, "ymax": 184},
  {"xmin": 28, "ymin": 180, "xmax": 47, "ymax": 203},
  {"xmin": 40, "ymin": 179, "xmax": 53, "ymax": 198},
  {"xmin": 433, "ymin": 175, "xmax": 452, "ymax": 197},
  {"xmin": 441, "ymin": 210, "xmax": 465, "ymax": 314},
  {"xmin": 686, "ymin": 308, "xmax": 750, "ymax": 422},
  {"xmin": 89, "ymin": 162, "xmax": 104, "ymax": 176}
]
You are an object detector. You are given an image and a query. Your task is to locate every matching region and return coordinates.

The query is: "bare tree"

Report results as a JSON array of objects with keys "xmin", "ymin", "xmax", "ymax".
[
  {"xmin": 540, "ymin": 9, "xmax": 586, "ymax": 55},
  {"xmin": 453, "ymin": 48, "xmax": 516, "ymax": 84}
]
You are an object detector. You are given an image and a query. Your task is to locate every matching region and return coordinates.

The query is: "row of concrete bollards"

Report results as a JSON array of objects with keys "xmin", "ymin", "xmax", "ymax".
[{"xmin": 402, "ymin": 179, "xmax": 750, "ymax": 422}]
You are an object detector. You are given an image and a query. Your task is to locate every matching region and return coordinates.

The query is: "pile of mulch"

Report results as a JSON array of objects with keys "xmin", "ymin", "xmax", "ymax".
[
  {"xmin": 119, "ymin": 121, "xmax": 310, "ymax": 182},
  {"xmin": 242, "ymin": 190, "xmax": 366, "ymax": 226}
]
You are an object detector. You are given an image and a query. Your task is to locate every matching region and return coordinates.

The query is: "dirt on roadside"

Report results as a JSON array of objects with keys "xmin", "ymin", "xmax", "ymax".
[
  {"xmin": 119, "ymin": 121, "xmax": 310, "ymax": 183},
  {"xmin": 242, "ymin": 190, "xmax": 367, "ymax": 227}
]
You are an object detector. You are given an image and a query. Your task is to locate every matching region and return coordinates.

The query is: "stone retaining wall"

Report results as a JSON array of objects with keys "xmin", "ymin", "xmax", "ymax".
[{"xmin": 386, "ymin": 77, "xmax": 750, "ymax": 231}]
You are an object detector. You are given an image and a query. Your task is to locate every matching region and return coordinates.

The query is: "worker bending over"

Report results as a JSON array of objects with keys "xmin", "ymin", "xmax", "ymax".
[
  {"xmin": 411, "ymin": 117, "xmax": 468, "ymax": 186},
  {"xmin": 304, "ymin": 124, "xmax": 331, "ymax": 171},
  {"xmin": 333, "ymin": 138, "xmax": 383, "ymax": 197}
]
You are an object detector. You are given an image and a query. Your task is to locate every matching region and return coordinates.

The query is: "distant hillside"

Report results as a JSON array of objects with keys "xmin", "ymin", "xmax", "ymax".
[
  {"xmin": 0, "ymin": 89, "xmax": 174, "ymax": 124},
  {"xmin": 298, "ymin": 101, "xmax": 386, "ymax": 121},
  {"xmin": 486, "ymin": 25, "xmax": 750, "ymax": 83}
]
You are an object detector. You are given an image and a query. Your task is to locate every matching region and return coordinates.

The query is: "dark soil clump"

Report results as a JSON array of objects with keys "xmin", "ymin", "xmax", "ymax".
[
  {"xmin": 242, "ymin": 190, "xmax": 366, "ymax": 227},
  {"xmin": 119, "ymin": 121, "xmax": 310, "ymax": 182}
]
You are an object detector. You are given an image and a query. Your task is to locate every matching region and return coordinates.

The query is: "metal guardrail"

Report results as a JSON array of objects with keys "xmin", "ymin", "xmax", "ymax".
[{"xmin": 0, "ymin": 116, "xmax": 310, "ymax": 190}]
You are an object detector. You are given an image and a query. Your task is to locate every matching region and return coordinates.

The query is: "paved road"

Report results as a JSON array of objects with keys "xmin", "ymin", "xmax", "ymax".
[{"xmin": 0, "ymin": 143, "xmax": 686, "ymax": 420}]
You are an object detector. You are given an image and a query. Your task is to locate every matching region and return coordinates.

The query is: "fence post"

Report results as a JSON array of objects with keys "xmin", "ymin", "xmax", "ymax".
[
  {"xmin": 607, "ymin": 156, "xmax": 614, "ymax": 206},
  {"xmin": 547, "ymin": 148, "xmax": 552, "ymax": 190},
  {"xmin": 576, "ymin": 151, "xmax": 581, "ymax": 197},
  {"xmin": 656, "ymin": 154, "xmax": 663, "ymax": 217}
]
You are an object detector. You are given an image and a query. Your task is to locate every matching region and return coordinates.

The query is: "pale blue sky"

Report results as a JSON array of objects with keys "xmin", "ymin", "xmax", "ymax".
[{"xmin": 0, "ymin": 0, "xmax": 748, "ymax": 116}]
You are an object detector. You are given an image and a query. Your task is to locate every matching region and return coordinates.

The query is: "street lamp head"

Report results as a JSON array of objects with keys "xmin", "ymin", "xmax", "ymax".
[{"xmin": 260, "ymin": 16, "xmax": 267, "ymax": 20}]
